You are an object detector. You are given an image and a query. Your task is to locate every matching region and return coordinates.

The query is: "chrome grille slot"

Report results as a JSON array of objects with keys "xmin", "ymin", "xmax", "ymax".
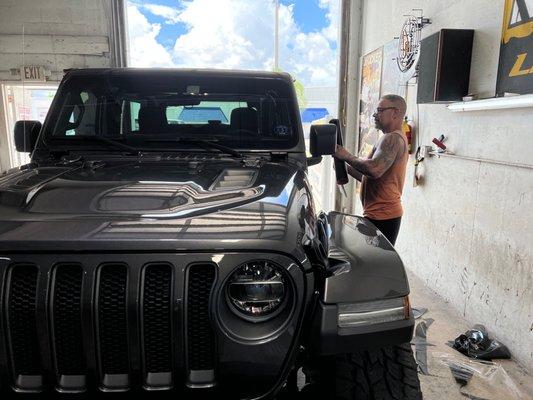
[
  {"xmin": 141, "ymin": 264, "xmax": 173, "ymax": 389},
  {"xmin": 5, "ymin": 264, "xmax": 43, "ymax": 392},
  {"xmin": 186, "ymin": 263, "xmax": 216, "ymax": 388},
  {"xmin": 96, "ymin": 264, "xmax": 130, "ymax": 391},
  {"xmin": 51, "ymin": 264, "xmax": 86, "ymax": 392}
]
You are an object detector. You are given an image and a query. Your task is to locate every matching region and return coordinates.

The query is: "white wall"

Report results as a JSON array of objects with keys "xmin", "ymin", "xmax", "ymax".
[
  {"xmin": 0, "ymin": 0, "xmax": 125, "ymax": 172},
  {"xmin": 356, "ymin": 0, "xmax": 533, "ymax": 371}
]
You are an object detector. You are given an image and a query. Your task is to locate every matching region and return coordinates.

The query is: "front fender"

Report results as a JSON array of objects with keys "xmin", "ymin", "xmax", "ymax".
[
  {"xmin": 308, "ymin": 212, "xmax": 413, "ymax": 355},
  {"xmin": 323, "ymin": 211, "xmax": 410, "ymax": 303}
]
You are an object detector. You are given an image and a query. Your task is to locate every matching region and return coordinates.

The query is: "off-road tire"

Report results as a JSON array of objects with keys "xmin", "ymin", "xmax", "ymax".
[{"xmin": 305, "ymin": 343, "xmax": 422, "ymax": 400}]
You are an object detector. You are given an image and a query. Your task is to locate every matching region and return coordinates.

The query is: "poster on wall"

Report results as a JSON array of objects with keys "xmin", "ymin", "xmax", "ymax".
[
  {"xmin": 381, "ymin": 40, "xmax": 407, "ymax": 98},
  {"xmin": 358, "ymin": 47, "xmax": 383, "ymax": 159},
  {"xmin": 496, "ymin": 0, "xmax": 533, "ymax": 95}
]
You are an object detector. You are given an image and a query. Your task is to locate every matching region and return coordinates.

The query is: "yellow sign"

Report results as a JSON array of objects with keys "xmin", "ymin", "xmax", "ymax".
[
  {"xmin": 502, "ymin": 0, "xmax": 533, "ymax": 44},
  {"xmin": 497, "ymin": 0, "xmax": 533, "ymax": 94}
]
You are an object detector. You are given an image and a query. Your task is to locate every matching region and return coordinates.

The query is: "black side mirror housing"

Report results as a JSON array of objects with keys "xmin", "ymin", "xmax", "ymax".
[
  {"xmin": 309, "ymin": 123, "xmax": 337, "ymax": 157},
  {"xmin": 14, "ymin": 120, "xmax": 41, "ymax": 153}
]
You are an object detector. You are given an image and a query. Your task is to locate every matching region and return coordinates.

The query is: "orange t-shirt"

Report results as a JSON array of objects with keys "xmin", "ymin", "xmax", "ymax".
[{"xmin": 360, "ymin": 131, "xmax": 408, "ymax": 220}]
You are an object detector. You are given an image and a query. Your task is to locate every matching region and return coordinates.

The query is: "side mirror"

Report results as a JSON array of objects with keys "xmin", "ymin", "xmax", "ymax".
[
  {"xmin": 306, "ymin": 156, "xmax": 322, "ymax": 166},
  {"xmin": 14, "ymin": 120, "xmax": 41, "ymax": 153},
  {"xmin": 309, "ymin": 123, "xmax": 337, "ymax": 157}
]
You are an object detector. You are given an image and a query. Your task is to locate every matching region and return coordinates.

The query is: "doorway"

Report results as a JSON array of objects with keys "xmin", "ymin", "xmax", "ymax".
[{"xmin": 1, "ymin": 83, "xmax": 57, "ymax": 169}]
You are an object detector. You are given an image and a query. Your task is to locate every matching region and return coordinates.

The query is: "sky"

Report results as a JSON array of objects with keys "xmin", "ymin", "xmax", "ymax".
[{"xmin": 126, "ymin": 0, "xmax": 339, "ymax": 87}]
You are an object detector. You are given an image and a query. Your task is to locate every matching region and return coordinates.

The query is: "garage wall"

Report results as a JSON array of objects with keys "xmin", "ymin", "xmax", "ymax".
[
  {"xmin": 0, "ymin": 0, "xmax": 127, "ymax": 172},
  {"xmin": 355, "ymin": 0, "xmax": 533, "ymax": 371}
]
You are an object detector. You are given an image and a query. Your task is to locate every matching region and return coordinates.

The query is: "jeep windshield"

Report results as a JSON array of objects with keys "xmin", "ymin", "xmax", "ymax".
[{"xmin": 43, "ymin": 71, "xmax": 300, "ymax": 152}]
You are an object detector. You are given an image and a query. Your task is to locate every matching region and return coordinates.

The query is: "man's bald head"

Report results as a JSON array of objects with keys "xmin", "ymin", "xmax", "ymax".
[
  {"xmin": 373, "ymin": 94, "xmax": 407, "ymax": 133},
  {"xmin": 381, "ymin": 94, "xmax": 407, "ymax": 117}
]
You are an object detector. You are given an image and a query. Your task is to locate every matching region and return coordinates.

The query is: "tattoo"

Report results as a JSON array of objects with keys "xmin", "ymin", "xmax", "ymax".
[
  {"xmin": 346, "ymin": 133, "xmax": 403, "ymax": 179},
  {"xmin": 347, "ymin": 165, "xmax": 363, "ymax": 181}
]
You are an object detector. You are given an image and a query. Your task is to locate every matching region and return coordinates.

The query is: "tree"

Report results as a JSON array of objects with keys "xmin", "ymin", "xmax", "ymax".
[
  {"xmin": 273, "ymin": 67, "xmax": 307, "ymax": 110},
  {"xmin": 293, "ymin": 78, "xmax": 307, "ymax": 110}
]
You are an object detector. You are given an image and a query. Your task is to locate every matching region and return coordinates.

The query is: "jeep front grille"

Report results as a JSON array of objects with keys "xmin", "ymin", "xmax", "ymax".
[
  {"xmin": 142, "ymin": 263, "xmax": 174, "ymax": 388},
  {"xmin": 96, "ymin": 264, "xmax": 130, "ymax": 390},
  {"xmin": 1, "ymin": 257, "xmax": 217, "ymax": 394},
  {"xmin": 186, "ymin": 264, "xmax": 216, "ymax": 387},
  {"xmin": 5, "ymin": 264, "xmax": 43, "ymax": 390},
  {"xmin": 51, "ymin": 263, "xmax": 86, "ymax": 390}
]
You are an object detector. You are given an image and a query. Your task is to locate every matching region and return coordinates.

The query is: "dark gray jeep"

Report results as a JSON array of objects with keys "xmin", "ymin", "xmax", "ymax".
[{"xmin": 0, "ymin": 69, "xmax": 422, "ymax": 399}]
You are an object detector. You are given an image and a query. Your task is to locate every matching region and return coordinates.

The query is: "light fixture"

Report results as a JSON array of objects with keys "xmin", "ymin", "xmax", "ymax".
[{"xmin": 447, "ymin": 94, "xmax": 533, "ymax": 112}]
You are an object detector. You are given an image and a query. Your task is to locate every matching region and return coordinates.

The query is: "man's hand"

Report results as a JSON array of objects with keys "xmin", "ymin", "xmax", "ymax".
[
  {"xmin": 334, "ymin": 146, "xmax": 363, "ymax": 181},
  {"xmin": 334, "ymin": 145, "xmax": 351, "ymax": 161},
  {"xmin": 333, "ymin": 133, "xmax": 403, "ymax": 179}
]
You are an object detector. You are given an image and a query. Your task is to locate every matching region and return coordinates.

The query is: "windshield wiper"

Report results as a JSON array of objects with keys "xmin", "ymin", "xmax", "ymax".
[
  {"xmin": 144, "ymin": 138, "xmax": 243, "ymax": 158},
  {"xmin": 83, "ymin": 136, "xmax": 141, "ymax": 155},
  {"xmin": 50, "ymin": 135, "xmax": 141, "ymax": 155}
]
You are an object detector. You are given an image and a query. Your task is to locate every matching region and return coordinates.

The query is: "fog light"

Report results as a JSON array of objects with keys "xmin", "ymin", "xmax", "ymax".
[{"xmin": 338, "ymin": 297, "xmax": 410, "ymax": 328}]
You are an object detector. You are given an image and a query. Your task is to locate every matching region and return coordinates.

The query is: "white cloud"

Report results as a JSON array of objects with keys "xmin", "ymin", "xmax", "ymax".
[
  {"xmin": 319, "ymin": 0, "xmax": 340, "ymax": 42},
  {"xmin": 143, "ymin": 4, "xmax": 181, "ymax": 24},
  {"xmin": 127, "ymin": 0, "xmax": 339, "ymax": 86},
  {"xmin": 127, "ymin": 4, "xmax": 175, "ymax": 67}
]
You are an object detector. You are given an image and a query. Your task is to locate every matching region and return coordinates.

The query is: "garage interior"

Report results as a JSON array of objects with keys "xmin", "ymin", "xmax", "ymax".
[{"xmin": 0, "ymin": 0, "xmax": 531, "ymax": 399}]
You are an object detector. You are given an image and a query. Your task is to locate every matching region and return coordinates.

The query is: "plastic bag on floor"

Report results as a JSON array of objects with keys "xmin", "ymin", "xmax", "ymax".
[
  {"xmin": 450, "ymin": 324, "xmax": 511, "ymax": 360},
  {"xmin": 434, "ymin": 353, "xmax": 527, "ymax": 400},
  {"xmin": 412, "ymin": 318, "xmax": 435, "ymax": 375},
  {"xmin": 412, "ymin": 306, "xmax": 428, "ymax": 319}
]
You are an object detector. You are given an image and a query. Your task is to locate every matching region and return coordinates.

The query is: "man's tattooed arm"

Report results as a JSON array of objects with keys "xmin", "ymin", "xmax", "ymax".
[
  {"xmin": 338, "ymin": 133, "xmax": 402, "ymax": 179},
  {"xmin": 346, "ymin": 165, "xmax": 363, "ymax": 181}
]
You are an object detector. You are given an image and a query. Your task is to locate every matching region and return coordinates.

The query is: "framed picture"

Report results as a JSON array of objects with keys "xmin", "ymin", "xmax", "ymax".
[
  {"xmin": 381, "ymin": 39, "xmax": 407, "ymax": 98},
  {"xmin": 358, "ymin": 47, "xmax": 383, "ymax": 159}
]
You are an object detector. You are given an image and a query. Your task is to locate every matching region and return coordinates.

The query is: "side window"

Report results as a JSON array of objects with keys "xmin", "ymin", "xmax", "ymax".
[
  {"xmin": 166, "ymin": 106, "xmax": 184, "ymax": 124},
  {"xmin": 262, "ymin": 99, "xmax": 292, "ymax": 138},
  {"xmin": 64, "ymin": 91, "xmax": 97, "ymax": 136},
  {"xmin": 130, "ymin": 101, "xmax": 141, "ymax": 131},
  {"xmin": 65, "ymin": 104, "xmax": 80, "ymax": 136}
]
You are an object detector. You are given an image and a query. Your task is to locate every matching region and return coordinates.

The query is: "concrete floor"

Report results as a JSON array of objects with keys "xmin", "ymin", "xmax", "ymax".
[{"xmin": 407, "ymin": 270, "xmax": 533, "ymax": 400}]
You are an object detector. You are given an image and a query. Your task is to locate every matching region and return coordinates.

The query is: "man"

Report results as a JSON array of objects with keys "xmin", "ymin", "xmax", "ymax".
[{"xmin": 334, "ymin": 94, "xmax": 409, "ymax": 245}]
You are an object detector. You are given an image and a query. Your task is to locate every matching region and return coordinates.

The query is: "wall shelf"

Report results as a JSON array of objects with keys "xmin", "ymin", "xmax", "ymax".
[{"xmin": 447, "ymin": 94, "xmax": 533, "ymax": 112}]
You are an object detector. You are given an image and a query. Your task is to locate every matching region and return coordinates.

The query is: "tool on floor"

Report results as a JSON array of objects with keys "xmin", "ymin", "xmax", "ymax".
[{"xmin": 449, "ymin": 325, "xmax": 511, "ymax": 360}]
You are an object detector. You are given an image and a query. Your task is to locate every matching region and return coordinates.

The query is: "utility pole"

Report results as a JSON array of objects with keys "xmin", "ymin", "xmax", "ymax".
[{"xmin": 274, "ymin": 0, "xmax": 279, "ymax": 70}]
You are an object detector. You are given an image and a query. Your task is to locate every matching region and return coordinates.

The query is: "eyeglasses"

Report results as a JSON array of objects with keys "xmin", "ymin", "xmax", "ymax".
[{"xmin": 375, "ymin": 107, "xmax": 398, "ymax": 113}]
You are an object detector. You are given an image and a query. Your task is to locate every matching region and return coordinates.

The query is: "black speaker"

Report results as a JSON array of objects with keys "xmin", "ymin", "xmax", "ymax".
[{"xmin": 417, "ymin": 29, "xmax": 474, "ymax": 103}]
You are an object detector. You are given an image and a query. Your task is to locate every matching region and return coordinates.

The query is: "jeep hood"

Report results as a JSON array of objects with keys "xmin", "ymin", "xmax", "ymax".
[{"xmin": 0, "ymin": 161, "xmax": 311, "ymax": 256}]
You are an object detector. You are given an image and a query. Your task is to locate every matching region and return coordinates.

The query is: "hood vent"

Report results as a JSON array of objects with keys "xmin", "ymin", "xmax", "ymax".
[{"xmin": 210, "ymin": 169, "xmax": 257, "ymax": 191}]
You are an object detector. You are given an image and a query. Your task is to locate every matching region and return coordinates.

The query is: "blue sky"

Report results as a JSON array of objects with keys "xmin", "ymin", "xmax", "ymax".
[
  {"xmin": 146, "ymin": 0, "xmax": 331, "ymax": 47},
  {"xmin": 127, "ymin": 0, "xmax": 339, "ymax": 86}
]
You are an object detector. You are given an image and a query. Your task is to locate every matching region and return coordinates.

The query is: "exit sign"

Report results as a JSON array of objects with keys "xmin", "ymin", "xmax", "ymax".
[{"xmin": 21, "ymin": 65, "xmax": 46, "ymax": 82}]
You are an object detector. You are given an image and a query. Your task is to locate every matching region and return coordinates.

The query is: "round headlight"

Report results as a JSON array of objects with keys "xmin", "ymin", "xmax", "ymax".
[{"xmin": 226, "ymin": 261, "xmax": 286, "ymax": 320}]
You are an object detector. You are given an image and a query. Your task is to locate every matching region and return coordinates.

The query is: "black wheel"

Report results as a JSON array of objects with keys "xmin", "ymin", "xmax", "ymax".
[{"xmin": 303, "ymin": 343, "xmax": 422, "ymax": 400}]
